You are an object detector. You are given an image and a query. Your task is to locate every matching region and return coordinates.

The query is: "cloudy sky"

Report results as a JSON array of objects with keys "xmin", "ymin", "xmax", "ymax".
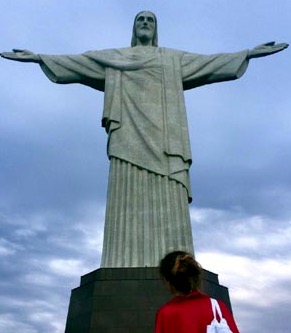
[{"xmin": 0, "ymin": 1, "xmax": 290, "ymax": 332}]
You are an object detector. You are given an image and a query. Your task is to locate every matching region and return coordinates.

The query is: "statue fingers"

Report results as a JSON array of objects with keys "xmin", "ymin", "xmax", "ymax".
[
  {"xmin": 253, "ymin": 41, "xmax": 275, "ymax": 49},
  {"xmin": 12, "ymin": 48, "xmax": 25, "ymax": 53},
  {"xmin": 276, "ymin": 42, "xmax": 289, "ymax": 49},
  {"xmin": 0, "ymin": 51, "xmax": 19, "ymax": 59},
  {"xmin": 264, "ymin": 41, "xmax": 276, "ymax": 46},
  {"xmin": 271, "ymin": 43, "xmax": 289, "ymax": 53}
]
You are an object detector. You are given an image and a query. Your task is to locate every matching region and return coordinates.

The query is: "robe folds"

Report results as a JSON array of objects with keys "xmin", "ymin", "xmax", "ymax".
[{"xmin": 39, "ymin": 46, "xmax": 249, "ymax": 267}]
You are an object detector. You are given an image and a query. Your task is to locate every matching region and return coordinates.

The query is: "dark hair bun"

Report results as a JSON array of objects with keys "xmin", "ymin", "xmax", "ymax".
[{"xmin": 160, "ymin": 251, "xmax": 202, "ymax": 294}]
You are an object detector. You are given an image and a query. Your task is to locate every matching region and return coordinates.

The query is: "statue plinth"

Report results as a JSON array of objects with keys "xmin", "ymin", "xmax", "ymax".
[{"xmin": 64, "ymin": 267, "xmax": 231, "ymax": 333}]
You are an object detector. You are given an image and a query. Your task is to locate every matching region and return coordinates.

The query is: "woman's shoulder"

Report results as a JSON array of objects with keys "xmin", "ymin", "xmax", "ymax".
[{"xmin": 161, "ymin": 290, "xmax": 210, "ymax": 309}]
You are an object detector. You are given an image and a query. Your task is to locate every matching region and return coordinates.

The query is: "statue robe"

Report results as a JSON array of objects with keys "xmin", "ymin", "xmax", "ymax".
[{"xmin": 39, "ymin": 46, "xmax": 249, "ymax": 267}]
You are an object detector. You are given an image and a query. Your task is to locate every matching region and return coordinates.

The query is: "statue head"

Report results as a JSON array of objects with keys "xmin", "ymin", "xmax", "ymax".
[{"xmin": 131, "ymin": 11, "xmax": 158, "ymax": 47}]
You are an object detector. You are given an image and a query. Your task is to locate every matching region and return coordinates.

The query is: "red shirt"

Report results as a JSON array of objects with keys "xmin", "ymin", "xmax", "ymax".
[{"xmin": 154, "ymin": 290, "xmax": 240, "ymax": 333}]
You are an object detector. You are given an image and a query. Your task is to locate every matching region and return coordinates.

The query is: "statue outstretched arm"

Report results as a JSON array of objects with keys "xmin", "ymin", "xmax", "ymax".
[
  {"xmin": 1, "ymin": 49, "xmax": 106, "ymax": 89},
  {"xmin": 1, "ymin": 49, "xmax": 42, "ymax": 63},
  {"xmin": 247, "ymin": 41, "xmax": 288, "ymax": 59}
]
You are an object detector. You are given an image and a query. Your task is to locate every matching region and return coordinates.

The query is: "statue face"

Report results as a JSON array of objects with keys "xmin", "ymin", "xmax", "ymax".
[{"xmin": 134, "ymin": 11, "xmax": 156, "ymax": 44}]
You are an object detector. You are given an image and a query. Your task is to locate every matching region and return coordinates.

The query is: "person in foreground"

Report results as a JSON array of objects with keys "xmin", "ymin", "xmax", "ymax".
[{"xmin": 155, "ymin": 251, "xmax": 239, "ymax": 333}]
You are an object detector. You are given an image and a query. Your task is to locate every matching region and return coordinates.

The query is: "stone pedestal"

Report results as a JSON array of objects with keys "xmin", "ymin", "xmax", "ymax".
[{"xmin": 64, "ymin": 267, "xmax": 231, "ymax": 333}]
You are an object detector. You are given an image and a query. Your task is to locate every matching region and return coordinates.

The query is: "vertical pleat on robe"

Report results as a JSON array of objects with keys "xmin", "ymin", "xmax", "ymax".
[{"xmin": 101, "ymin": 157, "xmax": 194, "ymax": 267}]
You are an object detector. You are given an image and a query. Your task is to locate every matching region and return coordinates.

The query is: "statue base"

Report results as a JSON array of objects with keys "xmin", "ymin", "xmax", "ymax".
[{"xmin": 64, "ymin": 267, "xmax": 231, "ymax": 333}]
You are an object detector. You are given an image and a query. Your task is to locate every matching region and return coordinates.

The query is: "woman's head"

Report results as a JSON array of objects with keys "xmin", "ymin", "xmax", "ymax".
[{"xmin": 159, "ymin": 251, "xmax": 202, "ymax": 295}]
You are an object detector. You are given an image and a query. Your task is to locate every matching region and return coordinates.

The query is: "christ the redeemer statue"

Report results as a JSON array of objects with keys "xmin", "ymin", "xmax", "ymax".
[{"xmin": 1, "ymin": 11, "xmax": 288, "ymax": 268}]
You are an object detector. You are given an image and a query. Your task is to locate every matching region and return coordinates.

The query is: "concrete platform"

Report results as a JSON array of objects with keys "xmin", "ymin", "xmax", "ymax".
[{"xmin": 64, "ymin": 267, "xmax": 231, "ymax": 333}]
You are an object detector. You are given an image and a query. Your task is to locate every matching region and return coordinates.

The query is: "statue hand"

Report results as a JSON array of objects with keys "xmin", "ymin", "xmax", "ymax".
[
  {"xmin": 248, "ymin": 41, "xmax": 289, "ymax": 59},
  {"xmin": 0, "ymin": 49, "xmax": 41, "ymax": 63}
]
